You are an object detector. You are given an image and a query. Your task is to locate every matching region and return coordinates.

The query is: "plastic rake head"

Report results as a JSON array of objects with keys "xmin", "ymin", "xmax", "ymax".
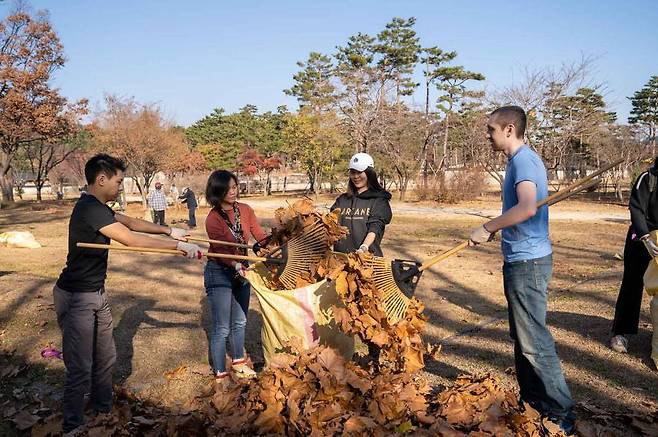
[{"xmin": 277, "ymin": 220, "xmax": 331, "ymax": 290}]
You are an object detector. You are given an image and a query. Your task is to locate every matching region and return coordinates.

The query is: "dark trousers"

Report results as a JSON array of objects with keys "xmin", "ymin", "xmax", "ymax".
[
  {"xmin": 188, "ymin": 207, "xmax": 196, "ymax": 228},
  {"xmin": 503, "ymin": 254, "xmax": 574, "ymax": 421},
  {"xmin": 53, "ymin": 285, "xmax": 116, "ymax": 432},
  {"xmin": 153, "ymin": 209, "xmax": 165, "ymax": 225},
  {"xmin": 612, "ymin": 227, "xmax": 651, "ymax": 335}
]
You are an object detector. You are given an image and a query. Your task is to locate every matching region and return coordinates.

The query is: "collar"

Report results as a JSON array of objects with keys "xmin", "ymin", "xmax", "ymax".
[{"xmin": 508, "ymin": 144, "xmax": 529, "ymax": 161}]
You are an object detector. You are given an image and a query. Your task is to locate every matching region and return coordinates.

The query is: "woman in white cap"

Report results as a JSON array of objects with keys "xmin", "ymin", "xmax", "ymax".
[{"xmin": 331, "ymin": 152, "xmax": 392, "ymax": 257}]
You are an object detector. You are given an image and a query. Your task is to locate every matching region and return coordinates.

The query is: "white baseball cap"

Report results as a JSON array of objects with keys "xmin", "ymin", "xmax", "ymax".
[{"xmin": 349, "ymin": 152, "xmax": 374, "ymax": 172}]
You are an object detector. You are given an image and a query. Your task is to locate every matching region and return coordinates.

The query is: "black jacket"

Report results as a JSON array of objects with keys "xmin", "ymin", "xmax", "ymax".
[
  {"xmin": 331, "ymin": 189, "xmax": 392, "ymax": 256},
  {"xmin": 179, "ymin": 188, "xmax": 197, "ymax": 209},
  {"xmin": 630, "ymin": 167, "xmax": 658, "ymax": 237}
]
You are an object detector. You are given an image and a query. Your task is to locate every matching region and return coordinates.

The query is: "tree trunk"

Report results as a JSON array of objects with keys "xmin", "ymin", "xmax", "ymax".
[
  {"xmin": 441, "ymin": 113, "xmax": 450, "ymax": 169},
  {"xmin": 133, "ymin": 177, "xmax": 147, "ymax": 207},
  {"xmin": 0, "ymin": 153, "xmax": 15, "ymax": 203},
  {"xmin": 308, "ymin": 171, "xmax": 315, "ymax": 194},
  {"xmin": 424, "ymin": 78, "xmax": 430, "ymax": 116},
  {"xmin": 314, "ymin": 168, "xmax": 322, "ymax": 196},
  {"xmin": 36, "ymin": 184, "xmax": 43, "ymax": 202},
  {"xmin": 0, "ymin": 172, "xmax": 14, "ymax": 203}
]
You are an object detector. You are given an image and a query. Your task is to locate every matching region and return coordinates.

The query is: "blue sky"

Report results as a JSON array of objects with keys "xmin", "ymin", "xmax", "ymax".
[{"xmin": 5, "ymin": 0, "xmax": 657, "ymax": 126}]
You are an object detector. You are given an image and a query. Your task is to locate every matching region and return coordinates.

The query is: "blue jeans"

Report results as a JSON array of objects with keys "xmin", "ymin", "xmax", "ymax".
[
  {"xmin": 503, "ymin": 254, "xmax": 574, "ymax": 421},
  {"xmin": 204, "ymin": 261, "xmax": 250, "ymax": 373}
]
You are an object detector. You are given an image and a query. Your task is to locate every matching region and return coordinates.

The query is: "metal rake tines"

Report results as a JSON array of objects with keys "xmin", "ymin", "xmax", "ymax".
[{"xmin": 278, "ymin": 220, "xmax": 331, "ymax": 289}]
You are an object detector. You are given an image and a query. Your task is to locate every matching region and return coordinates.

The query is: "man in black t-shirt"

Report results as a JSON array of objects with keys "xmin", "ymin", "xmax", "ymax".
[{"xmin": 54, "ymin": 154, "xmax": 203, "ymax": 433}]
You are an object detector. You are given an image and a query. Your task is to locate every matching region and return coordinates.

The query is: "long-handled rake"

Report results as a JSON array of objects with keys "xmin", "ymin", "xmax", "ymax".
[
  {"xmin": 78, "ymin": 218, "xmax": 333, "ymax": 290},
  {"xmin": 364, "ymin": 158, "xmax": 623, "ymax": 322}
]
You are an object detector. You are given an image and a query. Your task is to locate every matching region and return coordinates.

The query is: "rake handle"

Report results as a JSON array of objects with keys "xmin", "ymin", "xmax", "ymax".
[
  {"xmin": 543, "ymin": 158, "xmax": 623, "ymax": 205},
  {"xmin": 418, "ymin": 161, "xmax": 622, "ymax": 272},
  {"xmin": 76, "ymin": 243, "xmax": 267, "ymax": 262},
  {"xmin": 186, "ymin": 236, "xmax": 250, "ymax": 249},
  {"xmin": 419, "ymin": 241, "xmax": 469, "ymax": 272}
]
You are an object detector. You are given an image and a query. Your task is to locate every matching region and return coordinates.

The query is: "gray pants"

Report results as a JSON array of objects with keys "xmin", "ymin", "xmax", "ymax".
[{"xmin": 53, "ymin": 285, "xmax": 116, "ymax": 432}]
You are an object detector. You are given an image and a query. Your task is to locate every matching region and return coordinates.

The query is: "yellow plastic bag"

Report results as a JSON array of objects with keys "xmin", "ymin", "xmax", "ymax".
[
  {"xmin": 651, "ymin": 296, "xmax": 658, "ymax": 369},
  {"xmin": 245, "ymin": 263, "xmax": 354, "ymax": 365},
  {"xmin": 644, "ymin": 231, "xmax": 658, "ymax": 296}
]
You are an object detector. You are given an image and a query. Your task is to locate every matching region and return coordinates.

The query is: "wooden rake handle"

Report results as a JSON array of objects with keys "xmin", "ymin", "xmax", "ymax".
[
  {"xmin": 185, "ymin": 236, "xmax": 250, "ymax": 249},
  {"xmin": 418, "ymin": 160, "xmax": 622, "ymax": 272},
  {"xmin": 419, "ymin": 241, "xmax": 468, "ymax": 272},
  {"xmin": 76, "ymin": 243, "xmax": 267, "ymax": 262}
]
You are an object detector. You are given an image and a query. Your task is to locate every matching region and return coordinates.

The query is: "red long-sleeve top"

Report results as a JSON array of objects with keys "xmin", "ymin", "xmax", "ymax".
[{"xmin": 205, "ymin": 202, "xmax": 267, "ymax": 267}]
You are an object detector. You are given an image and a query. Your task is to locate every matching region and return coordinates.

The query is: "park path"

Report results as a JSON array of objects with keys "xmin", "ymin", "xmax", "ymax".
[{"xmin": 244, "ymin": 196, "xmax": 629, "ymax": 223}]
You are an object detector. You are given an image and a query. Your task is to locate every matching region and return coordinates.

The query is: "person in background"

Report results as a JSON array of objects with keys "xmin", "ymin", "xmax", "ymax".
[
  {"xmin": 610, "ymin": 157, "xmax": 658, "ymax": 353},
  {"xmin": 147, "ymin": 182, "xmax": 167, "ymax": 225},
  {"xmin": 180, "ymin": 186, "xmax": 198, "ymax": 229},
  {"xmin": 204, "ymin": 170, "xmax": 267, "ymax": 383},
  {"xmin": 53, "ymin": 154, "xmax": 201, "ymax": 433},
  {"xmin": 170, "ymin": 183, "xmax": 180, "ymax": 211}
]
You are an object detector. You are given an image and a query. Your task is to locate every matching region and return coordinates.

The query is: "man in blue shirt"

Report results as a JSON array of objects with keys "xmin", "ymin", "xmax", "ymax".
[{"xmin": 469, "ymin": 106, "xmax": 575, "ymax": 434}]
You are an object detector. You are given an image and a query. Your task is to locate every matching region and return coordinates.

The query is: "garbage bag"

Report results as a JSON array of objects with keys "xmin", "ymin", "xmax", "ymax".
[
  {"xmin": 643, "ymin": 230, "xmax": 658, "ymax": 296},
  {"xmin": 651, "ymin": 296, "xmax": 658, "ymax": 369},
  {"xmin": 245, "ymin": 263, "xmax": 354, "ymax": 365}
]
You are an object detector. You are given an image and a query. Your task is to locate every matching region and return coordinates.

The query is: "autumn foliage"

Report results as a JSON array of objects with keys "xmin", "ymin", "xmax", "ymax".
[
  {"xmin": 92, "ymin": 95, "xmax": 201, "ymax": 205},
  {"xmin": 0, "ymin": 8, "xmax": 87, "ymax": 203}
]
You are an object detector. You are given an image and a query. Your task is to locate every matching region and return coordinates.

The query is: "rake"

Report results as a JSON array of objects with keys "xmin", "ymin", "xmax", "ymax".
[
  {"xmin": 363, "ymin": 159, "xmax": 623, "ymax": 323},
  {"xmin": 77, "ymin": 218, "xmax": 333, "ymax": 290}
]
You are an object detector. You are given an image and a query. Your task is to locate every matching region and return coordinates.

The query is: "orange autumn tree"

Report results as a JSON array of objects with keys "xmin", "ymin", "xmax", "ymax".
[
  {"xmin": 0, "ymin": 7, "xmax": 87, "ymax": 204},
  {"xmin": 93, "ymin": 95, "xmax": 192, "ymax": 206},
  {"xmin": 237, "ymin": 148, "xmax": 282, "ymax": 195}
]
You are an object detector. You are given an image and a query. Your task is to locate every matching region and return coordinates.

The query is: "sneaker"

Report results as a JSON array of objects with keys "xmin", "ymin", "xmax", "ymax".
[
  {"xmin": 214, "ymin": 371, "xmax": 231, "ymax": 387},
  {"xmin": 231, "ymin": 358, "xmax": 257, "ymax": 379},
  {"xmin": 610, "ymin": 335, "xmax": 628, "ymax": 353},
  {"xmin": 547, "ymin": 412, "xmax": 576, "ymax": 436}
]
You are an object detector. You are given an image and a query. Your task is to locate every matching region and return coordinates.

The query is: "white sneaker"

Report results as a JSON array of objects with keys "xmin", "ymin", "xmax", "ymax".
[
  {"xmin": 214, "ymin": 371, "xmax": 231, "ymax": 389},
  {"xmin": 232, "ymin": 359, "xmax": 257, "ymax": 378},
  {"xmin": 610, "ymin": 335, "xmax": 628, "ymax": 353}
]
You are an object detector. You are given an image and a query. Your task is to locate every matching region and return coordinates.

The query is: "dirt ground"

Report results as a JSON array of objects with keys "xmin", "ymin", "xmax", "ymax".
[{"xmin": 1, "ymin": 194, "xmax": 657, "ymax": 434}]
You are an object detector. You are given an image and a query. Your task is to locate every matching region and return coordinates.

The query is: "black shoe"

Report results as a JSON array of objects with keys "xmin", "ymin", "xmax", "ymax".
[{"xmin": 549, "ymin": 416, "xmax": 575, "ymax": 435}]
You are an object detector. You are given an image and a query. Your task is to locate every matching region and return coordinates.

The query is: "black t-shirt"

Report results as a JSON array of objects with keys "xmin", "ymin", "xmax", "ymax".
[{"xmin": 56, "ymin": 194, "xmax": 117, "ymax": 292}]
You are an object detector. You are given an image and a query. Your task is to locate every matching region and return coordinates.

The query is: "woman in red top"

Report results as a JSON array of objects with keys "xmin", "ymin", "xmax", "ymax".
[{"xmin": 204, "ymin": 170, "xmax": 267, "ymax": 382}]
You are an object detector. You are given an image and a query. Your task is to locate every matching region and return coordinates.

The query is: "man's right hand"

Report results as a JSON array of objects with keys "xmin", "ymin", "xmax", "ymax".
[
  {"xmin": 176, "ymin": 241, "xmax": 203, "ymax": 259},
  {"xmin": 642, "ymin": 235, "xmax": 658, "ymax": 258},
  {"xmin": 234, "ymin": 262, "xmax": 247, "ymax": 277},
  {"xmin": 468, "ymin": 225, "xmax": 494, "ymax": 246}
]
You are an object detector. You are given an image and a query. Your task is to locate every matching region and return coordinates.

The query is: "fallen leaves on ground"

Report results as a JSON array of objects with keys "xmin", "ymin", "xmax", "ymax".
[{"xmin": 5, "ymin": 201, "xmax": 658, "ymax": 435}]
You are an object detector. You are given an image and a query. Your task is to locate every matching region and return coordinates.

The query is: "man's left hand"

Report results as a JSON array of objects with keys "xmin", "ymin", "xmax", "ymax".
[{"xmin": 169, "ymin": 227, "xmax": 189, "ymax": 240}]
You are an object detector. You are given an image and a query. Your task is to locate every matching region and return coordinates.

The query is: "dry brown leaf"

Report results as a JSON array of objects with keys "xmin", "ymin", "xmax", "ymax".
[
  {"xmin": 163, "ymin": 365, "xmax": 187, "ymax": 380},
  {"xmin": 11, "ymin": 409, "xmax": 39, "ymax": 430},
  {"xmin": 30, "ymin": 413, "xmax": 61, "ymax": 437}
]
